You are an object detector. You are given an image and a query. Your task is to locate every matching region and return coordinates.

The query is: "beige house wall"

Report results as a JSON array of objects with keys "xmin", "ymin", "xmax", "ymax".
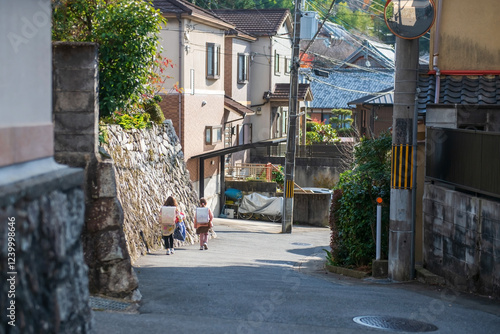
[
  {"xmin": 248, "ymin": 22, "xmax": 293, "ymax": 143},
  {"xmin": 430, "ymin": 0, "xmax": 500, "ymax": 71},
  {"xmin": 230, "ymin": 38, "xmax": 252, "ymax": 105},
  {"xmin": 159, "ymin": 17, "xmax": 227, "ymax": 94}
]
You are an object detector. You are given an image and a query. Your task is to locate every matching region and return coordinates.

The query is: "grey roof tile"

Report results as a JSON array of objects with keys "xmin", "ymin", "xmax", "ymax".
[
  {"xmin": 302, "ymin": 69, "xmax": 394, "ymax": 109},
  {"xmin": 417, "ymin": 74, "xmax": 500, "ymax": 112}
]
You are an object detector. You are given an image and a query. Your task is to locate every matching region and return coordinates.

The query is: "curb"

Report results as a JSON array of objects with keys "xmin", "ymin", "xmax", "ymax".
[
  {"xmin": 415, "ymin": 265, "xmax": 446, "ymax": 286},
  {"xmin": 325, "ymin": 264, "xmax": 370, "ymax": 279}
]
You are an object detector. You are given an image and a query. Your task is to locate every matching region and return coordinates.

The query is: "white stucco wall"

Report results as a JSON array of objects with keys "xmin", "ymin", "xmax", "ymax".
[
  {"xmin": 231, "ymin": 38, "xmax": 252, "ymax": 104},
  {"xmin": 0, "ymin": 0, "xmax": 52, "ymax": 126},
  {"xmin": 0, "ymin": 0, "xmax": 54, "ymax": 168}
]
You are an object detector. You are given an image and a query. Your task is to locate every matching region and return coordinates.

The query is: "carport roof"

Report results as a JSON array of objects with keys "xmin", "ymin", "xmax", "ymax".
[{"xmin": 191, "ymin": 137, "xmax": 286, "ymax": 160}]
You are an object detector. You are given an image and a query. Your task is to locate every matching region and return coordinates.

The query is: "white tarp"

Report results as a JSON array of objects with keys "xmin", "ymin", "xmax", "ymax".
[{"xmin": 238, "ymin": 193, "xmax": 283, "ymax": 215}]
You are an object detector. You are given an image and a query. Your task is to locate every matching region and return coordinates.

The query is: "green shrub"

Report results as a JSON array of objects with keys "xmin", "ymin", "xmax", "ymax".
[
  {"xmin": 102, "ymin": 112, "xmax": 152, "ymax": 130},
  {"xmin": 143, "ymin": 99, "xmax": 165, "ymax": 125},
  {"xmin": 305, "ymin": 121, "xmax": 340, "ymax": 145},
  {"xmin": 52, "ymin": 0, "xmax": 166, "ymax": 117},
  {"xmin": 329, "ymin": 132, "xmax": 392, "ymax": 267}
]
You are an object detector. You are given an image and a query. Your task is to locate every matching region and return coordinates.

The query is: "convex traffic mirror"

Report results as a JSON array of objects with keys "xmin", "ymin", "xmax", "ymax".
[{"xmin": 384, "ymin": 0, "xmax": 436, "ymax": 39}]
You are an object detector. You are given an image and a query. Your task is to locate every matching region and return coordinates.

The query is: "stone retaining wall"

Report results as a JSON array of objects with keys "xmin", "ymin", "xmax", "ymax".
[
  {"xmin": 0, "ymin": 165, "xmax": 92, "ymax": 333},
  {"xmin": 102, "ymin": 122, "xmax": 205, "ymax": 262}
]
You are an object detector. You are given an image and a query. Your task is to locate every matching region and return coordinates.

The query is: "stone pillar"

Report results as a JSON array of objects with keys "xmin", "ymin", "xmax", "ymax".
[
  {"xmin": 53, "ymin": 42, "xmax": 99, "ymax": 168},
  {"xmin": 53, "ymin": 42, "xmax": 139, "ymax": 300}
]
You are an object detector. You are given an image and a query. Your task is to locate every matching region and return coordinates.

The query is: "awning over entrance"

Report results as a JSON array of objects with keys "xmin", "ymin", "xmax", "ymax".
[
  {"xmin": 267, "ymin": 83, "xmax": 313, "ymax": 102},
  {"xmin": 224, "ymin": 95, "xmax": 255, "ymax": 116},
  {"xmin": 191, "ymin": 137, "xmax": 287, "ymax": 197}
]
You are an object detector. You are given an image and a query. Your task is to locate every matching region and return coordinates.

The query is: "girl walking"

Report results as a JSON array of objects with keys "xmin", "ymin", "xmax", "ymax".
[
  {"xmin": 194, "ymin": 198, "xmax": 213, "ymax": 250},
  {"xmin": 162, "ymin": 196, "xmax": 185, "ymax": 255}
]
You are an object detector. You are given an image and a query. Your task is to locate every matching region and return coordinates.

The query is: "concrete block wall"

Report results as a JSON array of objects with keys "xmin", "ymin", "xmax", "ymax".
[
  {"xmin": 53, "ymin": 42, "xmax": 99, "ymax": 168},
  {"xmin": 423, "ymin": 183, "xmax": 500, "ymax": 298},
  {"xmin": 293, "ymin": 193, "xmax": 331, "ymax": 227}
]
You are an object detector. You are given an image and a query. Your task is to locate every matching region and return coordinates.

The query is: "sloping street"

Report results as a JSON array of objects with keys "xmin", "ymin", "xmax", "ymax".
[{"xmin": 92, "ymin": 218, "xmax": 500, "ymax": 334}]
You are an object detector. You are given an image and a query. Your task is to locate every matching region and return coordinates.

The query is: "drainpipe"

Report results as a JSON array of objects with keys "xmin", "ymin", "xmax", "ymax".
[
  {"xmin": 433, "ymin": 0, "xmax": 443, "ymax": 104},
  {"xmin": 178, "ymin": 15, "xmax": 183, "ymax": 145}
]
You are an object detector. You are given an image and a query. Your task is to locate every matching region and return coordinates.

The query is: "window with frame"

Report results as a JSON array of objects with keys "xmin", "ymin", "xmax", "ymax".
[
  {"xmin": 205, "ymin": 125, "xmax": 222, "ymax": 145},
  {"xmin": 206, "ymin": 43, "xmax": 220, "ymax": 79},
  {"xmin": 274, "ymin": 50, "xmax": 280, "ymax": 74},
  {"xmin": 285, "ymin": 57, "xmax": 291, "ymax": 74},
  {"xmin": 238, "ymin": 53, "xmax": 249, "ymax": 83}
]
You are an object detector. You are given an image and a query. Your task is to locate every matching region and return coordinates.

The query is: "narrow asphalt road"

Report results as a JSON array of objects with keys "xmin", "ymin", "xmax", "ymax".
[{"xmin": 92, "ymin": 218, "xmax": 500, "ymax": 334}]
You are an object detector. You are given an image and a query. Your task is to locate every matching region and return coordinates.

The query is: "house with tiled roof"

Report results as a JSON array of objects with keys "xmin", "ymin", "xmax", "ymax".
[
  {"xmin": 152, "ymin": 0, "xmax": 257, "ymax": 210},
  {"xmin": 300, "ymin": 68, "xmax": 393, "ymax": 134},
  {"xmin": 152, "ymin": 1, "xmax": 310, "ymax": 211},
  {"xmin": 338, "ymin": 39, "xmax": 395, "ymax": 70},
  {"xmin": 213, "ymin": 8, "xmax": 312, "ymax": 143}
]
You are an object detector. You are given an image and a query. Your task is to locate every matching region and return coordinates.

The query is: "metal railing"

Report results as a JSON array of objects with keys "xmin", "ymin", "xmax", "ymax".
[
  {"xmin": 226, "ymin": 163, "xmax": 275, "ymax": 181},
  {"xmin": 267, "ymin": 142, "xmax": 346, "ymax": 158}
]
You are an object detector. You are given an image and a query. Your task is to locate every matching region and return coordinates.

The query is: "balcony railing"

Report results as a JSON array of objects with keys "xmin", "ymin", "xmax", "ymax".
[{"xmin": 226, "ymin": 163, "xmax": 280, "ymax": 181}]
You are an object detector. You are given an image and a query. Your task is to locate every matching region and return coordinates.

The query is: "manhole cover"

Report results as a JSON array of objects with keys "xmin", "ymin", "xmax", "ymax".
[
  {"xmin": 353, "ymin": 316, "xmax": 438, "ymax": 332},
  {"xmin": 90, "ymin": 296, "xmax": 133, "ymax": 312}
]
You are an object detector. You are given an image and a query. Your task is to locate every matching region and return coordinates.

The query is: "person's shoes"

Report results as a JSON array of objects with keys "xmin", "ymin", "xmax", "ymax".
[
  {"xmin": 203, "ymin": 243, "xmax": 208, "ymax": 250},
  {"xmin": 171, "ymin": 248, "xmax": 175, "ymax": 254},
  {"xmin": 166, "ymin": 249, "xmax": 171, "ymax": 255},
  {"xmin": 200, "ymin": 246, "xmax": 204, "ymax": 250}
]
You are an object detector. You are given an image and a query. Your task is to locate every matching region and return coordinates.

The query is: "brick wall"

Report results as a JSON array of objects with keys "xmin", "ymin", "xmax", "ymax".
[{"xmin": 159, "ymin": 94, "xmax": 183, "ymax": 146}]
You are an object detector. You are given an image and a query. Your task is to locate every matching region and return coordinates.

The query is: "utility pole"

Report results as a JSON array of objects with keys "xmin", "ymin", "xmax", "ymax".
[
  {"xmin": 388, "ymin": 37, "xmax": 419, "ymax": 281},
  {"xmin": 282, "ymin": 0, "xmax": 302, "ymax": 233}
]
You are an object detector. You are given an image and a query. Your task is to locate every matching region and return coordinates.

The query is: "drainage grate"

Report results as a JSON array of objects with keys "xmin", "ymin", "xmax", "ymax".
[
  {"xmin": 89, "ymin": 296, "xmax": 133, "ymax": 312},
  {"xmin": 291, "ymin": 242, "xmax": 312, "ymax": 246},
  {"xmin": 353, "ymin": 316, "xmax": 438, "ymax": 332}
]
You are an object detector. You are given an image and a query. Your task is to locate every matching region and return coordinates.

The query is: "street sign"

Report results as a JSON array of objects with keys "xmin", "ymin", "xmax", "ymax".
[{"xmin": 384, "ymin": 0, "xmax": 436, "ymax": 39}]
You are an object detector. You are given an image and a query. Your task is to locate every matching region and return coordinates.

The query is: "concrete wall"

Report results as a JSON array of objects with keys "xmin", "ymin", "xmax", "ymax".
[
  {"xmin": 0, "ymin": 0, "xmax": 53, "ymax": 167},
  {"xmin": 429, "ymin": 0, "xmax": 500, "ymax": 71},
  {"xmin": 293, "ymin": 193, "xmax": 331, "ymax": 227},
  {"xmin": 423, "ymin": 183, "xmax": 500, "ymax": 298}
]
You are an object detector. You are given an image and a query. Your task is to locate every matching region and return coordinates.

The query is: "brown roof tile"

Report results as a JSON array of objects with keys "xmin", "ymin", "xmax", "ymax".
[
  {"xmin": 212, "ymin": 9, "xmax": 291, "ymax": 36},
  {"xmin": 269, "ymin": 83, "xmax": 313, "ymax": 101},
  {"xmin": 224, "ymin": 95, "xmax": 255, "ymax": 116},
  {"xmin": 153, "ymin": 0, "xmax": 233, "ymax": 27}
]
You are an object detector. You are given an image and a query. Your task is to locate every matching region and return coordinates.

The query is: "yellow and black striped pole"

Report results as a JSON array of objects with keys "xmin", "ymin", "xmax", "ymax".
[
  {"xmin": 391, "ymin": 144, "xmax": 413, "ymax": 189},
  {"xmin": 285, "ymin": 180, "xmax": 294, "ymax": 199}
]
